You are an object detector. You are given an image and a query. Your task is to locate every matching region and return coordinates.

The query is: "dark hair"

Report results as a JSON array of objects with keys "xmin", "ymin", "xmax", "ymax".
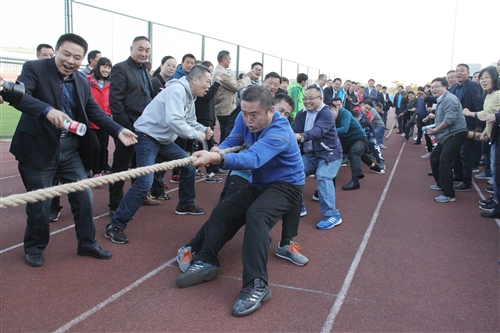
[
  {"xmin": 282, "ymin": 77, "xmax": 289, "ymax": 83},
  {"xmin": 456, "ymin": 63, "xmax": 470, "ymax": 71},
  {"xmin": 182, "ymin": 53, "xmax": 196, "ymax": 63},
  {"xmin": 331, "ymin": 97, "xmax": 342, "ymax": 103},
  {"xmin": 296, "ymin": 73, "xmax": 308, "ymax": 83},
  {"xmin": 217, "ymin": 50, "xmax": 230, "ymax": 63},
  {"xmin": 376, "ymin": 102, "xmax": 384, "ymax": 108},
  {"xmin": 238, "ymin": 73, "xmax": 245, "ymax": 79},
  {"xmin": 333, "ymin": 78, "xmax": 342, "ymax": 83},
  {"xmin": 345, "ymin": 80, "xmax": 351, "ymax": 84},
  {"xmin": 382, "ymin": 86, "xmax": 387, "ymax": 89},
  {"xmin": 431, "ymin": 77, "xmax": 448, "ymax": 88},
  {"xmin": 408, "ymin": 91, "xmax": 415, "ymax": 95},
  {"xmin": 417, "ymin": 86, "xmax": 425, "ymax": 92},
  {"xmin": 424, "ymin": 84, "xmax": 431, "ymax": 89},
  {"xmin": 398, "ymin": 85, "xmax": 404, "ymax": 89},
  {"xmin": 133, "ymin": 36, "xmax": 150, "ymax": 44},
  {"xmin": 473, "ymin": 71, "xmax": 480, "ymax": 76},
  {"xmin": 55, "ymin": 33, "xmax": 88, "ymax": 55},
  {"xmin": 201, "ymin": 60, "xmax": 213, "ymax": 68},
  {"xmin": 36, "ymin": 44, "xmax": 53, "ymax": 54},
  {"xmin": 447, "ymin": 70, "xmax": 456, "ymax": 75},
  {"xmin": 306, "ymin": 86, "xmax": 322, "ymax": 94},
  {"xmin": 363, "ymin": 100, "xmax": 373, "ymax": 107},
  {"xmin": 241, "ymin": 86, "xmax": 274, "ymax": 111},
  {"xmin": 351, "ymin": 110, "xmax": 360, "ymax": 118},
  {"xmin": 87, "ymin": 50, "xmax": 101, "ymax": 64},
  {"xmin": 152, "ymin": 55, "xmax": 175, "ymax": 77},
  {"xmin": 187, "ymin": 65, "xmax": 211, "ymax": 82},
  {"xmin": 351, "ymin": 81, "xmax": 357, "ymax": 85},
  {"xmin": 274, "ymin": 93, "xmax": 295, "ymax": 110},
  {"xmin": 251, "ymin": 62, "xmax": 263, "ymax": 69},
  {"xmin": 264, "ymin": 71, "xmax": 282, "ymax": 83},
  {"xmin": 318, "ymin": 74, "xmax": 327, "ymax": 80},
  {"xmin": 478, "ymin": 66, "xmax": 500, "ymax": 93},
  {"xmin": 368, "ymin": 79, "xmax": 375, "ymax": 83},
  {"xmin": 91, "ymin": 57, "xmax": 112, "ymax": 81}
]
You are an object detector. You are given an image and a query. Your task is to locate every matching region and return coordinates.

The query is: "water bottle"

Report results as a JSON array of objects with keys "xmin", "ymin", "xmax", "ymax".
[
  {"xmin": 63, "ymin": 119, "xmax": 87, "ymax": 136},
  {"xmin": 422, "ymin": 124, "xmax": 437, "ymax": 147}
]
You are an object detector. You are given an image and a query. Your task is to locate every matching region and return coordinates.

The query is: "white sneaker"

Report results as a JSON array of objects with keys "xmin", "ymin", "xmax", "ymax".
[{"xmin": 421, "ymin": 153, "xmax": 431, "ymax": 159}]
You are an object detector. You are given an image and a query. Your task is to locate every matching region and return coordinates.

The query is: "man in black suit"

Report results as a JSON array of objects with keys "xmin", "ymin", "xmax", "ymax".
[
  {"xmin": 11, "ymin": 33, "xmax": 138, "ymax": 267},
  {"xmin": 323, "ymin": 78, "xmax": 341, "ymax": 104},
  {"xmin": 108, "ymin": 36, "xmax": 160, "ymax": 215}
]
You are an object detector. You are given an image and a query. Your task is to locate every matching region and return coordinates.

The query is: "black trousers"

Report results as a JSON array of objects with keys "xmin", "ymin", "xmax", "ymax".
[
  {"xmin": 342, "ymin": 137, "xmax": 371, "ymax": 179},
  {"xmin": 430, "ymin": 132, "xmax": 467, "ymax": 197},
  {"xmin": 191, "ymin": 182, "xmax": 303, "ymax": 286}
]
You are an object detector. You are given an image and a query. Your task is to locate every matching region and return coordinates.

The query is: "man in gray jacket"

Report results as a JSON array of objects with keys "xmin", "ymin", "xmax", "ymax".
[
  {"xmin": 426, "ymin": 77, "xmax": 467, "ymax": 203},
  {"xmin": 105, "ymin": 65, "xmax": 214, "ymax": 244}
]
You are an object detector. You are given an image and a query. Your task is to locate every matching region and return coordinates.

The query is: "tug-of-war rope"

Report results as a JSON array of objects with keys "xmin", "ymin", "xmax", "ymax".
[{"xmin": 0, "ymin": 145, "xmax": 244, "ymax": 209}]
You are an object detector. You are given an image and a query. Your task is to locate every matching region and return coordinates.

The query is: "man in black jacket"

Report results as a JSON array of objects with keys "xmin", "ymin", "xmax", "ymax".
[
  {"xmin": 108, "ymin": 36, "xmax": 160, "ymax": 214},
  {"xmin": 11, "ymin": 33, "xmax": 137, "ymax": 267}
]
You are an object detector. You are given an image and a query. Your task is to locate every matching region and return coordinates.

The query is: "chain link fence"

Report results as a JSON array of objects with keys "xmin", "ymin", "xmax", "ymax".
[{"xmin": 0, "ymin": 0, "xmax": 332, "ymax": 138}]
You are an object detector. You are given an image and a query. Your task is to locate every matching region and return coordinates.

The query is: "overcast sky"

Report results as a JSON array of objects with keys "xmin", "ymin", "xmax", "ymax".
[{"xmin": 1, "ymin": 0, "xmax": 499, "ymax": 87}]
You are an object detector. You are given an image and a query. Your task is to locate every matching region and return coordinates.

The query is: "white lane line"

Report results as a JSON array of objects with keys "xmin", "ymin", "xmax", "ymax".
[
  {"xmin": 472, "ymin": 180, "xmax": 500, "ymax": 229},
  {"xmin": 53, "ymin": 258, "xmax": 176, "ymax": 333},
  {"xmin": 0, "ymin": 174, "xmax": 20, "ymax": 180},
  {"xmin": 320, "ymin": 143, "xmax": 405, "ymax": 333},
  {"xmin": 0, "ymin": 180, "xmax": 199, "ymax": 255},
  {"xmin": 0, "ymin": 213, "xmax": 109, "ymax": 254}
]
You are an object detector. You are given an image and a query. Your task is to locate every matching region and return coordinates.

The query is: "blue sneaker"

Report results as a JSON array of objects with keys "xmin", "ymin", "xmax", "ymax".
[
  {"xmin": 316, "ymin": 216, "xmax": 342, "ymax": 230},
  {"xmin": 300, "ymin": 205, "xmax": 307, "ymax": 217}
]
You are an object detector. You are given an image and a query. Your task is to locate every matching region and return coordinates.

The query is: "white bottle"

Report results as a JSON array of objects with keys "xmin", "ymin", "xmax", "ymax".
[{"xmin": 63, "ymin": 119, "xmax": 87, "ymax": 136}]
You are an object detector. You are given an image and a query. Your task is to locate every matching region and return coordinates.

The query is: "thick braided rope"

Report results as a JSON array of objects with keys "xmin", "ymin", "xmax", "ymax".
[{"xmin": 0, "ymin": 145, "xmax": 244, "ymax": 209}]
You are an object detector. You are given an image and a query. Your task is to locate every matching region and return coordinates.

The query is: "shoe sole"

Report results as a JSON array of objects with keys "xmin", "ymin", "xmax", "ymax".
[
  {"xmin": 104, "ymin": 232, "xmax": 129, "ymax": 244},
  {"xmin": 475, "ymin": 176, "xmax": 492, "ymax": 180},
  {"xmin": 479, "ymin": 205, "xmax": 494, "ymax": 211},
  {"xmin": 231, "ymin": 289, "xmax": 272, "ymax": 317},
  {"xmin": 275, "ymin": 252, "xmax": 308, "ymax": 266},
  {"xmin": 454, "ymin": 188, "xmax": 472, "ymax": 192},
  {"xmin": 434, "ymin": 198, "xmax": 456, "ymax": 203},
  {"xmin": 175, "ymin": 266, "xmax": 220, "ymax": 288},
  {"xmin": 175, "ymin": 211, "xmax": 205, "ymax": 215},
  {"xmin": 77, "ymin": 249, "xmax": 112, "ymax": 260},
  {"xmin": 369, "ymin": 169, "xmax": 385, "ymax": 174},
  {"xmin": 300, "ymin": 212, "xmax": 307, "ymax": 217},
  {"xmin": 317, "ymin": 220, "xmax": 342, "ymax": 230},
  {"xmin": 149, "ymin": 195, "xmax": 171, "ymax": 200}
]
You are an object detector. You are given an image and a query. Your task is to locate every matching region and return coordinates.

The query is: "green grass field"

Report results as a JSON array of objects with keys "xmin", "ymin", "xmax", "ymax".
[{"xmin": 0, "ymin": 103, "xmax": 21, "ymax": 138}]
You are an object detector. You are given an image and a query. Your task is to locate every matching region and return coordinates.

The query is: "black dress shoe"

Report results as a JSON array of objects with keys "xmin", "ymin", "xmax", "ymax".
[
  {"xmin": 77, "ymin": 245, "xmax": 112, "ymax": 259},
  {"xmin": 413, "ymin": 142, "xmax": 421, "ymax": 145},
  {"xmin": 480, "ymin": 211, "xmax": 500, "ymax": 218},
  {"xmin": 453, "ymin": 182, "xmax": 472, "ymax": 191},
  {"xmin": 26, "ymin": 253, "xmax": 44, "ymax": 267},
  {"xmin": 428, "ymin": 172, "xmax": 433, "ymax": 176},
  {"xmin": 342, "ymin": 181, "xmax": 360, "ymax": 190}
]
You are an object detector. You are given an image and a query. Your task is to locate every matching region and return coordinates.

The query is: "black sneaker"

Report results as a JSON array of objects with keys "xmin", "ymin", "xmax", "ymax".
[
  {"xmin": 104, "ymin": 224, "xmax": 130, "ymax": 244},
  {"xmin": 149, "ymin": 193, "xmax": 171, "ymax": 200},
  {"xmin": 175, "ymin": 205, "xmax": 205, "ymax": 215},
  {"xmin": 486, "ymin": 187, "xmax": 494, "ymax": 194},
  {"xmin": 49, "ymin": 211, "xmax": 61, "ymax": 222},
  {"xmin": 175, "ymin": 260, "xmax": 220, "ymax": 288},
  {"xmin": 480, "ymin": 198, "xmax": 498, "ymax": 211},
  {"xmin": 369, "ymin": 164, "xmax": 385, "ymax": 174},
  {"xmin": 312, "ymin": 190, "xmax": 319, "ymax": 201},
  {"xmin": 479, "ymin": 196, "xmax": 495, "ymax": 205},
  {"xmin": 232, "ymin": 278, "xmax": 272, "ymax": 317}
]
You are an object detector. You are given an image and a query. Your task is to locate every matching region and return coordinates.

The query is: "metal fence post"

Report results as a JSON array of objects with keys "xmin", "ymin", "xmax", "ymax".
[
  {"xmin": 65, "ymin": 0, "xmax": 73, "ymax": 33},
  {"xmin": 236, "ymin": 45, "xmax": 240, "ymax": 79},
  {"xmin": 148, "ymin": 21, "xmax": 153, "ymax": 64},
  {"xmin": 201, "ymin": 36, "xmax": 205, "ymax": 61}
]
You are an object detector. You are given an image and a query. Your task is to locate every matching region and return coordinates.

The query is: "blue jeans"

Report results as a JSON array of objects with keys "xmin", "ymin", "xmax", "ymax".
[
  {"xmin": 18, "ymin": 136, "xmax": 96, "ymax": 254},
  {"xmin": 302, "ymin": 154, "xmax": 341, "ymax": 217},
  {"xmin": 110, "ymin": 133, "xmax": 196, "ymax": 230},
  {"xmin": 373, "ymin": 126, "xmax": 385, "ymax": 144}
]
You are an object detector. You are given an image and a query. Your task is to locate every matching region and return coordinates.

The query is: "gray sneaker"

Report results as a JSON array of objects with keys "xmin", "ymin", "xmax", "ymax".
[
  {"xmin": 275, "ymin": 242, "xmax": 308, "ymax": 266},
  {"xmin": 175, "ymin": 260, "xmax": 220, "ymax": 288},
  {"xmin": 434, "ymin": 194, "xmax": 456, "ymax": 203},
  {"xmin": 176, "ymin": 246, "xmax": 193, "ymax": 272},
  {"xmin": 378, "ymin": 160, "xmax": 386, "ymax": 171}
]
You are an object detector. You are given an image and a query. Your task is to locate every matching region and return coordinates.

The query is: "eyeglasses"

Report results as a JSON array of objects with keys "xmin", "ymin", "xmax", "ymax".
[{"xmin": 303, "ymin": 96, "xmax": 321, "ymax": 101}]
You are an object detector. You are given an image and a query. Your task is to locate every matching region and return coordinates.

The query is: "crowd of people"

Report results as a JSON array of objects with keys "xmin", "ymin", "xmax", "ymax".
[{"xmin": 1, "ymin": 31, "xmax": 499, "ymax": 317}]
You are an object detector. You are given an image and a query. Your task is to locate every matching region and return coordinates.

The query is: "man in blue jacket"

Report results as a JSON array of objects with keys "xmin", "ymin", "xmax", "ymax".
[
  {"xmin": 175, "ymin": 86, "xmax": 304, "ymax": 317},
  {"xmin": 293, "ymin": 86, "xmax": 343, "ymax": 229}
]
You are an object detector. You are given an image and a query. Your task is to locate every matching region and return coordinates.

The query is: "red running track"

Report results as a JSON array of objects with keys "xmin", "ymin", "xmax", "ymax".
[{"xmin": 0, "ymin": 122, "xmax": 499, "ymax": 332}]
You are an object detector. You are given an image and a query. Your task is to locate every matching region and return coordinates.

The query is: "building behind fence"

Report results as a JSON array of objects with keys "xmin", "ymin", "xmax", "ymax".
[{"xmin": 0, "ymin": 0, "xmax": 335, "ymax": 138}]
